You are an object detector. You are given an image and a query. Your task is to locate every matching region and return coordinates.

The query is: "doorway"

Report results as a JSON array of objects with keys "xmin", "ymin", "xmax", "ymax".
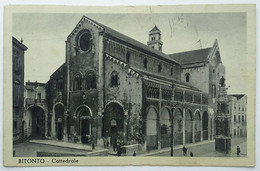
[
  {"xmin": 81, "ymin": 118, "xmax": 90, "ymax": 144},
  {"xmin": 57, "ymin": 121, "xmax": 63, "ymax": 140},
  {"xmin": 110, "ymin": 119, "xmax": 118, "ymax": 151}
]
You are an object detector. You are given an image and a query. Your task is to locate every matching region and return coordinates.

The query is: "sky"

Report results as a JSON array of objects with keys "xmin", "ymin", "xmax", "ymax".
[{"xmin": 12, "ymin": 13, "xmax": 246, "ymax": 94}]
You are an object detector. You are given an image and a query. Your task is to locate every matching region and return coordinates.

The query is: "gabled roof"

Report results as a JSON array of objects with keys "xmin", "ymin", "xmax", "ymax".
[
  {"xmin": 150, "ymin": 25, "xmax": 160, "ymax": 32},
  {"xmin": 168, "ymin": 48, "xmax": 211, "ymax": 65},
  {"xmin": 12, "ymin": 36, "xmax": 28, "ymax": 51},
  {"xmin": 68, "ymin": 16, "xmax": 180, "ymax": 65},
  {"xmin": 228, "ymin": 94, "xmax": 245, "ymax": 100}
]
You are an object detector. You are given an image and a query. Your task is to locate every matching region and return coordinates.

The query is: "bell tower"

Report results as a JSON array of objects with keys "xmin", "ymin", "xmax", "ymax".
[
  {"xmin": 215, "ymin": 76, "xmax": 231, "ymax": 154},
  {"xmin": 147, "ymin": 25, "xmax": 163, "ymax": 52}
]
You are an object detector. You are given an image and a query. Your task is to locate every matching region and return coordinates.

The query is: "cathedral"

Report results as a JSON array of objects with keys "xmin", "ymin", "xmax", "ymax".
[{"xmin": 23, "ymin": 16, "xmax": 226, "ymax": 152}]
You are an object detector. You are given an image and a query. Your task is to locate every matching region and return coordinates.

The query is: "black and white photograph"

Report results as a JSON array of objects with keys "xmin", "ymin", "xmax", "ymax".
[{"xmin": 4, "ymin": 4, "xmax": 256, "ymax": 166}]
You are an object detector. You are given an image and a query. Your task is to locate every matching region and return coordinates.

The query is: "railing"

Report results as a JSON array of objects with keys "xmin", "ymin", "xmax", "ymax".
[{"xmin": 26, "ymin": 98, "xmax": 46, "ymax": 105}]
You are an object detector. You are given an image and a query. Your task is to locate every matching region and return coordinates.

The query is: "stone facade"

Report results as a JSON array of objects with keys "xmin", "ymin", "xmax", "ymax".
[
  {"xmin": 228, "ymin": 95, "xmax": 247, "ymax": 137},
  {"xmin": 24, "ymin": 81, "xmax": 47, "ymax": 138},
  {"xmin": 13, "ymin": 37, "xmax": 27, "ymax": 143},
  {"xmin": 38, "ymin": 16, "xmax": 230, "ymax": 152}
]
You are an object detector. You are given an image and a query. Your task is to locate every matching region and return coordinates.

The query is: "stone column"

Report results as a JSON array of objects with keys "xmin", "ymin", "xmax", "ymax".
[
  {"xmin": 51, "ymin": 109, "xmax": 56, "ymax": 139},
  {"xmin": 45, "ymin": 109, "xmax": 48, "ymax": 138},
  {"xmin": 63, "ymin": 109, "xmax": 68, "ymax": 142},
  {"xmin": 192, "ymin": 117, "xmax": 195, "ymax": 143},
  {"xmin": 208, "ymin": 115, "xmax": 211, "ymax": 140},
  {"xmin": 200, "ymin": 118, "xmax": 203, "ymax": 142},
  {"xmin": 157, "ymin": 85, "xmax": 162, "ymax": 149},
  {"xmin": 97, "ymin": 32, "xmax": 104, "ymax": 141},
  {"xmin": 65, "ymin": 40, "xmax": 71, "ymax": 142},
  {"xmin": 182, "ymin": 108, "xmax": 186, "ymax": 146}
]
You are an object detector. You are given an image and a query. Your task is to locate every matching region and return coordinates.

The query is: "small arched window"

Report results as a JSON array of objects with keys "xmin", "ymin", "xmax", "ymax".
[
  {"xmin": 185, "ymin": 73, "xmax": 190, "ymax": 82},
  {"xmin": 126, "ymin": 52, "xmax": 130, "ymax": 63},
  {"xmin": 144, "ymin": 58, "xmax": 148, "ymax": 68},
  {"xmin": 158, "ymin": 64, "xmax": 162, "ymax": 72},
  {"xmin": 85, "ymin": 71, "xmax": 96, "ymax": 90},
  {"xmin": 212, "ymin": 84, "xmax": 216, "ymax": 98},
  {"xmin": 73, "ymin": 73, "xmax": 82, "ymax": 90},
  {"xmin": 171, "ymin": 68, "xmax": 173, "ymax": 76},
  {"xmin": 111, "ymin": 71, "xmax": 119, "ymax": 87}
]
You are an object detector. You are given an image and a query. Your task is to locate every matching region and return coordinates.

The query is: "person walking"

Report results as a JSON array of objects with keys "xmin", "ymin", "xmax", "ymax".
[
  {"xmin": 237, "ymin": 146, "xmax": 241, "ymax": 157},
  {"xmin": 190, "ymin": 152, "xmax": 194, "ymax": 157},
  {"xmin": 133, "ymin": 151, "xmax": 136, "ymax": 156},
  {"xmin": 182, "ymin": 146, "xmax": 188, "ymax": 156}
]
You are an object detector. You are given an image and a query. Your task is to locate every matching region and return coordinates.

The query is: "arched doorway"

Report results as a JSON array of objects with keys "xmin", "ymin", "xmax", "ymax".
[
  {"xmin": 146, "ymin": 107, "xmax": 158, "ymax": 150},
  {"xmin": 185, "ymin": 109, "xmax": 193, "ymax": 143},
  {"xmin": 173, "ymin": 108, "xmax": 183, "ymax": 146},
  {"xmin": 202, "ymin": 111, "xmax": 209, "ymax": 140},
  {"xmin": 194, "ymin": 110, "xmax": 201, "ymax": 142},
  {"xmin": 103, "ymin": 102, "xmax": 124, "ymax": 150},
  {"xmin": 77, "ymin": 106, "xmax": 92, "ymax": 144},
  {"xmin": 27, "ymin": 106, "xmax": 45, "ymax": 138},
  {"xmin": 54, "ymin": 104, "xmax": 64, "ymax": 140},
  {"xmin": 161, "ymin": 107, "xmax": 171, "ymax": 148}
]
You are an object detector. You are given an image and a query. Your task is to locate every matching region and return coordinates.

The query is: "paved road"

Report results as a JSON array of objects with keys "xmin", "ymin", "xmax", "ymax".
[
  {"xmin": 13, "ymin": 137, "xmax": 246, "ymax": 157},
  {"xmin": 152, "ymin": 137, "xmax": 247, "ymax": 157}
]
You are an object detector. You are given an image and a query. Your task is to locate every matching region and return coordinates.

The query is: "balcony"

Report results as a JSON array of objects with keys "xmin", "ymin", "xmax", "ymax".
[{"xmin": 26, "ymin": 98, "xmax": 46, "ymax": 106}]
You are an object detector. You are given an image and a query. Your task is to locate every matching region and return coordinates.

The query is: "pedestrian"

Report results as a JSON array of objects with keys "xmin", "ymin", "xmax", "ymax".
[
  {"xmin": 113, "ymin": 144, "xmax": 116, "ymax": 152},
  {"xmin": 237, "ymin": 146, "xmax": 241, "ymax": 157},
  {"xmin": 92, "ymin": 143, "xmax": 95, "ymax": 150},
  {"xmin": 133, "ymin": 151, "xmax": 136, "ymax": 156},
  {"xmin": 190, "ymin": 152, "xmax": 193, "ymax": 157},
  {"xmin": 182, "ymin": 146, "xmax": 188, "ymax": 156},
  {"xmin": 107, "ymin": 140, "xmax": 109, "ymax": 149}
]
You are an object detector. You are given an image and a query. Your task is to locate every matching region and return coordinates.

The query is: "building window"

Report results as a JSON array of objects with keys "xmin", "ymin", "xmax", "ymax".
[
  {"xmin": 159, "ymin": 36, "xmax": 161, "ymax": 40},
  {"xmin": 234, "ymin": 115, "xmax": 236, "ymax": 122},
  {"xmin": 158, "ymin": 64, "xmax": 162, "ymax": 72},
  {"xmin": 242, "ymin": 115, "xmax": 244, "ymax": 122},
  {"xmin": 126, "ymin": 52, "xmax": 130, "ymax": 63},
  {"xmin": 144, "ymin": 58, "xmax": 148, "ymax": 68},
  {"xmin": 111, "ymin": 71, "xmax": 119, "ymax": 87},
  {"xmin": 37, "ymin": 93, "xmax": 41, "ymax": 102},
  {"xmin": 13, "ymin": 121, "xmax": 17, "ymax": 130},
  {"xmin": 185, "ymin": 73, "xmax": 190, "ymax": 82},
  {"xmin": 73, "ymin": 73, "xmax": 82, "ymax": 90},
  {"xmin": 213, "ymin": 69, "xmax": 215, "ymax": 73},
  {"xmin": 78, "ymin": 30, "xmax": 92, "ymax": 52},
  {"xmin": 159, "ymin": 45, "xmax": 162, "ymax": 51},
  {"xmin": 212, "ymin": 85, "xmax": 216, "ymax": 98},
  {"xmin": 152, "ymin": 46, "xmax": 154, "ymax": 49},
  {"xmin": 152, "ymin": 37, "xmax": 155, "ymax": 41},
  {"xmin": 234, "ymin": 129, "xmax": 236, "ymax": 136},
  {"xmin": 238, "ymin": 115, "xmax": 241, "ymax": 123},
  {"xmin": 85, "ymin": 71, "xmax": 96, "ymax": 90},
  {"xmin": 171, "ymin": 68, "xmax": 173, "ymax": 76}
]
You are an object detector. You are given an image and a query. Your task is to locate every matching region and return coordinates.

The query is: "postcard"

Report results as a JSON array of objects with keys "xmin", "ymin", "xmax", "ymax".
[{"xmin": 3, "ymin": 4, "xmax": 256, "ymax": 166}]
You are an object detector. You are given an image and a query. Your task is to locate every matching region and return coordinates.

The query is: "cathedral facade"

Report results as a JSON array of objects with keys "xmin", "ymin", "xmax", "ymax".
[{"xmin": 37, "ymin": 16, "xmax": 226, "ymax": 151}]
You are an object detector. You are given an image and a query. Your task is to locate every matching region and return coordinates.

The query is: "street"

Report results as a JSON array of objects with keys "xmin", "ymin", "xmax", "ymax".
[
  {"xmin": 149, "ymin": 137, "xmax": 247, "ymax": 157},
  {"xmin": 13, "ymin": 137, "xmax": 246, "ymax": 157}
]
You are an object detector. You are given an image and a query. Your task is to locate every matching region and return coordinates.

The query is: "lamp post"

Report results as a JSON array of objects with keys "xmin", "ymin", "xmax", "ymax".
[{"xmin": 170, "ymin": 103, "xmax": 178, "ymax": 157}]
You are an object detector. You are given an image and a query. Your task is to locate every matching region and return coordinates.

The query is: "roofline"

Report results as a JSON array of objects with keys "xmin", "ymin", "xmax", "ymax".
[
  {"xmin": 67, "ymin": 16, "xmax": 104, "ymax": 40},
  {"xmin": 104, "ymin": 33, "xmax": 181, "ymax": 66},
  {"xmin": 68, "ymin": 16, "xmax": 181, "ymax": 66},
  {"xmin": 50, "ymin": 63, "xmax": 66, "ymax": 77},
  {"xmin": 12, "ymin": 37, "xmax": 28, "ymax": 51}
]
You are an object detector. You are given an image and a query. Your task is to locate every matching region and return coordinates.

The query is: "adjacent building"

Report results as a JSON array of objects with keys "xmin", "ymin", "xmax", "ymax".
[
  {"xmin": 24, "ymin": 81, "xmax": 47, "ymax": 138},
  {"xmin": 228, "ymin": 94, "xmax": 247, "ymax": 137},
  {"xmin": 12, "ymin": 37, "xmax": 27, "ymax": 143}
]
